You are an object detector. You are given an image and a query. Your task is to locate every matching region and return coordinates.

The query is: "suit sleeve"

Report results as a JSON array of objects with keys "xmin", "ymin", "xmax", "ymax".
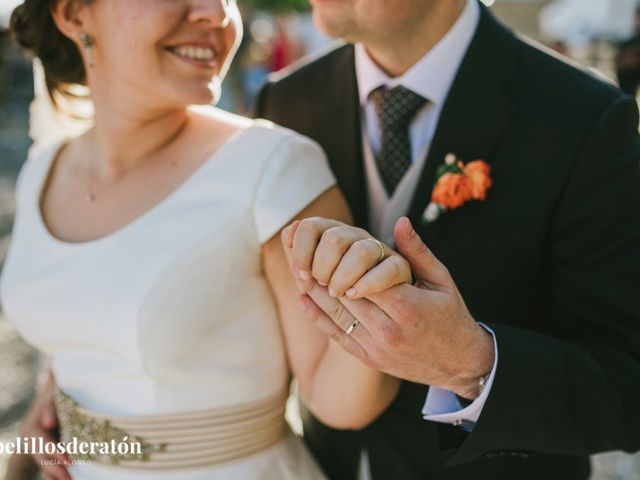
[
  {"xmin": 448, "ymin": 95, "xmax": 640, "ymax": 466},
  {"xmin": 254, "ymin": 81, "xmax": 272, "ymax": 120}
]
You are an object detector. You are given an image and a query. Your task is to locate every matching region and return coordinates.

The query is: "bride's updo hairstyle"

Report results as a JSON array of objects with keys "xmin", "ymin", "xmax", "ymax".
[{"xmin": 10, "ymin": 0, "xmax": 92, "ymax": 103}]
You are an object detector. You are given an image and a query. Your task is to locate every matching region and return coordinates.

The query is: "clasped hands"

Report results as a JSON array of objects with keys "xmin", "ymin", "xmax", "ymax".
[{"xmin": 282, "ymin": 216, "xmax": 495, "ymax": 400}]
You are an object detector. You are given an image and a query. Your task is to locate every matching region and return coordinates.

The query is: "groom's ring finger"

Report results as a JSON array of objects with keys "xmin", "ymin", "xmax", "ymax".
[
  {"xmin": 327, "ymin": 239, "xmax": 386, "ymax": 297},
  {"xmin": 345, "ymin": 319, "xmax": 360, "ymax": 335},
  {"xmin": 305, "ymin": 288, "xmax": 370, "ymax": 360},
  {"xmin": 308, "ymin": 284, "xmax": 371, "ymax": 340},
  {"xmin": 313, "ymin": 310, "xmax": 369, "ymax": 361}
]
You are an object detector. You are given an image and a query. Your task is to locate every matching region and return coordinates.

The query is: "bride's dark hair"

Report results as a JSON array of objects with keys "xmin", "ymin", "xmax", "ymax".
[{"xmin": 10, "ymin": 0, "xmax": 92, "ymax": 104}]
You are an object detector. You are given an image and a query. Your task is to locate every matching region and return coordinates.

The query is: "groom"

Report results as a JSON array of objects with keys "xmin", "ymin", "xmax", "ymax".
[{"xmin": 255, "ymin": 0, "xmax": 640, "ymax": 479}]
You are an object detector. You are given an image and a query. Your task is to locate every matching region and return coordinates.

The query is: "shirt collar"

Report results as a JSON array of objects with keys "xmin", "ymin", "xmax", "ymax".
[{"xmin": 355, "ymin": 0, "xmax": 480, "ymax": 106}]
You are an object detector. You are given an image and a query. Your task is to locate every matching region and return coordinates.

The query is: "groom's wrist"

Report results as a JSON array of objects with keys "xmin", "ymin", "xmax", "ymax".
[{"xmin": 449, "ymin": 326, "xmax": 495, "ymax": 400}]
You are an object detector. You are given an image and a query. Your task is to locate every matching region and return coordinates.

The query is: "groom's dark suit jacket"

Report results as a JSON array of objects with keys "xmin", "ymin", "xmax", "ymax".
[{"xmin": 255, "ymin": 4, "xmax": 640, "ymax": 479}]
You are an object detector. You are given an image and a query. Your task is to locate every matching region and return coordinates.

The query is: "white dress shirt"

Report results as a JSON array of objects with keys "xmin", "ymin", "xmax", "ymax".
[{"xmin": 355, "ymin": 2, "xmax": 498, "ymax": 478}]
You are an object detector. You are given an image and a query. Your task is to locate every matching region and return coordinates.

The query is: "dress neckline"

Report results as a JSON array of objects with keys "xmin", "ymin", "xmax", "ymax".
[{"xmin": 34, "ymin": 124, "xmax": 254, "ymax": 249}]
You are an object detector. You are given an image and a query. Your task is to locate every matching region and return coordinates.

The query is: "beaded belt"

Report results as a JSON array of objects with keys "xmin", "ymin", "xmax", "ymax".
[{"xmin": 53, "ymin": 387, "xmax": 288, "ymax": 469}]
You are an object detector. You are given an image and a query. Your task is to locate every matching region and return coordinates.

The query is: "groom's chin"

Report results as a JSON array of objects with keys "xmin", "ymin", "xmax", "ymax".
[{"xmin": 310, "ymin": 2, "xmax": 358, "ymax": 41}]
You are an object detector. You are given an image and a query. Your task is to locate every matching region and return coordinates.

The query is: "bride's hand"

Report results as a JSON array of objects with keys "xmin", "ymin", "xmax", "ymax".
[
  {"xmin": 10, "ymin": 371, "xmax": 71, "ymax": 480},
  {"xmin": 282, "ymin": 218, "xmax": 412, "ymax": 299}
]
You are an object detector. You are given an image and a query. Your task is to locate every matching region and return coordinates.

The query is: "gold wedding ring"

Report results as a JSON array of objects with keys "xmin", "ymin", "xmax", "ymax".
[
  {"xmin": 345, "ymin": 320, "xmax": 360, "ymax": 335},
  {"xmin": 365, "ymin": 238, "xmax": 385, "ymax": 264}
]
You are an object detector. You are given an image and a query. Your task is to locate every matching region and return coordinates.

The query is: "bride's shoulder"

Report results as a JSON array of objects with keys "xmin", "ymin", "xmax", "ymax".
[
  {"xmin": 189, "ymin": 105, "xmax": 256, "ymax": 139},
  {"xmin": 190, "ymin": 105, "xmax": 317, "ymax": 149},
  {"xmin": 17, "ymin": 137, "xmax": 68, "ymax": 187}
]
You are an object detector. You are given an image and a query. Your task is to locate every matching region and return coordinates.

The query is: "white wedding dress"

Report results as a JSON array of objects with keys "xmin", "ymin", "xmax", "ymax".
[{"xmin": 0, "ymin": 78, "xmax": 334, "ymax": 478}]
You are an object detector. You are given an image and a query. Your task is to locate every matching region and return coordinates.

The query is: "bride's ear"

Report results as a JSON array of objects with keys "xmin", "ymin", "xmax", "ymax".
[{"xmin": 50, "ymin": 0, "xmax": 91, "ymax": 45}]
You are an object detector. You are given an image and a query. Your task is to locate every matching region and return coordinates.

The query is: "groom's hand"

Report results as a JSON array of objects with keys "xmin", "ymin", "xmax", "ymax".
[{"xmin": 291, "ymin": 217, "xmax": 495, "ymax": 399}]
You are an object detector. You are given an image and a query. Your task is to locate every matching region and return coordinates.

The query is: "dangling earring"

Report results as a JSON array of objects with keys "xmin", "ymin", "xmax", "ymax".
[{"xmin": 80, "ymin": 32, "xmax": 96, "ymax": 68}]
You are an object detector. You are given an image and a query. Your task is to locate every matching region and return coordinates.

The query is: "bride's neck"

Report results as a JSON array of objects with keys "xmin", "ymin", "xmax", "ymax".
[{"xmin": 88, "ymin": 98, "xmax": 190, "ymax": 179}]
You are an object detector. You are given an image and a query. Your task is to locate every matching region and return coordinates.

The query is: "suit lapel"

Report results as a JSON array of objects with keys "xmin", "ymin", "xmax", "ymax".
[
  {"xmin": 314, "ymin": 45, "xmax": 369, "ymax": 229},
  {"xmin": 407, "ymin": 5, "xmax": 520, "ymax": 241}
]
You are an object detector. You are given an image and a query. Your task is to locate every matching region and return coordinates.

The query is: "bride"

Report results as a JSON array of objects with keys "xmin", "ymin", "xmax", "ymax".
[{"xmin": 0, "ymin": 1, "xmax": 409, "ymax": 479}]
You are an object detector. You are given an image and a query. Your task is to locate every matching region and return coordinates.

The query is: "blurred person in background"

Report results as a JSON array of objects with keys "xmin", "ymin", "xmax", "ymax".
[
  {"xmin": 269, "ymin": 16, "xmax": 302, "ymax": 72},
  {"xmin": 1, "ymin": 0, "xmax": 411, "ymax": 479},
  {"xmin": 256, "ymin": 0, "xmax": 640, "ymax": 478},
  {"xmin": 539, "ymin": 0, "xmax": 636, "ymax": 55}
]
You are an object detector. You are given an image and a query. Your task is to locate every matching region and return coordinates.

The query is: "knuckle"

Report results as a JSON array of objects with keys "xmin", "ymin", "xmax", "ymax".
[
  {"xmin": 381, "ymin": 324, "xmax": 402, "ymax": 345},
  {"xmin": 321, "ymin": 227, "xmax": 347, "ymax": 248},
  {"xmin": 356, "ymin": 277, "xmax": 376, "ymax": 294},
  {"xmin": 342, "ymin": 340, "xmax": 357, "ymax": 356},
  {"xmin": 329, "ymin": 329, "xmax": 343, "ymax": 343},
  {"xmin": 397, "ymin": 256, "xmax": 411, "ymax": 276},
  {"xmin": 393, "ymin": 300, "xmax": 415, "ymax": 322},
  {"xmin": 313, "ymin": 271, "xmax": 330, "ymax": 286},
  {"xmin": 370, "ymin": 357, "xmax": 385, "ymax": 371},
  {"xmin": 334, "ymin": 225, "xmax": 355, "ymax": 237},
  {"xmin": 411, "ymin": 239, "xmax": 432, "ymax": 260},
  {"xmin": 368, "ymin": 346, "xmax": 386, "ymax": 368},
  {"xmin": 298, "ymin": 218, "xmax": 319, "ymax": 235},
  {"xmin": 338, "ymin": 337, "xmax": 352, "ymax": 351},
  {"xmin": 328, "ymin": 302, "xmax": 345, "ymax": 324},
  {"xmin": 296, "ymin": 218, "xmax": 311, "ymax": 231},
  {"xmin": 389, "ymin": 258, "xmax": 411, "ymax": 285},
  {"xmin": 309, "ymin": 310, "xmax": 323, "ymax": 324},
  {"xmin": 415, "ymin": 242, "xmax": 431, "ymax": 258},
  {"xmin": 386, "ymin": 257, "xmax": 402, "ymax": 278},
  {"xmin": 362, "ymin": 353, "xmax": 377, "ymax": 369},
  {"xmin": 336, "ymin": 309, "xmax": 351, "ymax": 329},
  {"xmin": 354, "ymin": 227, "xmax": 369, "ymax": 237},
  {"xmin": 352, "ymin": 240, "xmax": 374, "ymax": 260}
]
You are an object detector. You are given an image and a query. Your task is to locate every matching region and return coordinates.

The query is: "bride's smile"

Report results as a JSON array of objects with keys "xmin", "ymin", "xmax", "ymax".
[{"xmin": 61, "ymin": 0, "xmax": 242, "ymax": 107}]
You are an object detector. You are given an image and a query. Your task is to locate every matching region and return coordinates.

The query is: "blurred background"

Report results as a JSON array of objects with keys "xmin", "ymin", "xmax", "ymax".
[{"xmin": 1, "ymin": 0, "xmax": 640, "ymax": 478}]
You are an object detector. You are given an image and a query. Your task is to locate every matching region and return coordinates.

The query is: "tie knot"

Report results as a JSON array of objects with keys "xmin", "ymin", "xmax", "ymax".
[{"xmin": 369, "ymin": 86, "xmax": 427, "ymax": 130}]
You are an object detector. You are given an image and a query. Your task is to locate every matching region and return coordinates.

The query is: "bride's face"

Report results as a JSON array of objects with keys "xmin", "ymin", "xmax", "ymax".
[{"xmin": 78, "ymin": 0, "xmax": 242, "ymax": 106}]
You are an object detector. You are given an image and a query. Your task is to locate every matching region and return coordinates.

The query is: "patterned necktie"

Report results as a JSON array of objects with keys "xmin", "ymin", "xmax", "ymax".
[{"xmin": 369, "ymin": 86, "xmax": 427, "ymax": 196}]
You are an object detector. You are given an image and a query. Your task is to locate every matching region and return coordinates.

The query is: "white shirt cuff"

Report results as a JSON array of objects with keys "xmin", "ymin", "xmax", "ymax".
[{"xmin": 421, "ymin": 323, "xmax": 498, "ymax": 430}]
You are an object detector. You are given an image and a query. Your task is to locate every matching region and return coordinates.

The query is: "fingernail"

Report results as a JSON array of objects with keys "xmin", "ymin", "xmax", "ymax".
[
  {"xmin": 346, "ymin": 288, "xmax": 356, "ymax": 298},
  {"xmin": 299, "ymin": 271, "xmax": 311, "ymax": 281},
  {"xmin": 328, "ymin": 288, "xmax": 337, "ymax": 297},
  {"xmin": 406, "ymin": 219, "xmax": 415, "ymax": 234},
  {"xmin": 318, "ymin": 281, "xmax": 327, "ymax": 286}
]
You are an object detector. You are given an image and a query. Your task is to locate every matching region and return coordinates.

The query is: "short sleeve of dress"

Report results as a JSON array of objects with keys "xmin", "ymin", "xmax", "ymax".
[{"xmin": 253, "ymin": 132, "xmax": 336, "ymax": 244}]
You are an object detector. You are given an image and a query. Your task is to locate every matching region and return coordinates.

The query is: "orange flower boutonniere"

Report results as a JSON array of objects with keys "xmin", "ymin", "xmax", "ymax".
[{"xmin": 422, "ymin": 153, "xmax": 493, "ymax": 225}]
